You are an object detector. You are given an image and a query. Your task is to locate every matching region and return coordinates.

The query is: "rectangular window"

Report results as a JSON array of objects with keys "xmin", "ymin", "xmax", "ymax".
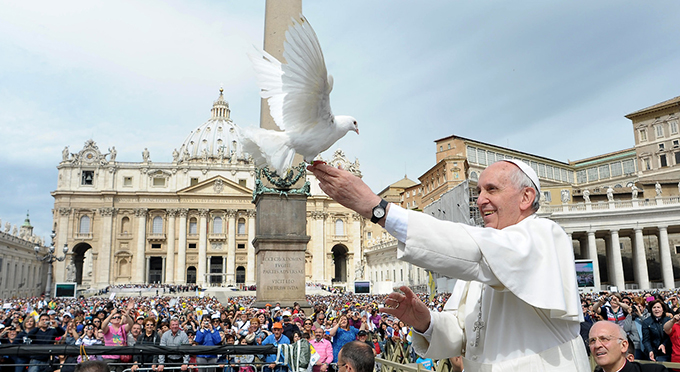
[
  {"xmin": 639, "ymin": 129, "xmax": 647, "ymax": 142},
  {"xmin": 190, "ymin": 178, "xmax": 199, "ymax": 186},
  {"xmin": 151, "ymin": 243, "xmax": 161, "ymax": 249},
  {"xmin": 189, "ymin": 221, "xmax": 197, "ymax": 234},
  {"xmin": 659, "ymin": 143, "xmax": 665, "ymax": 151},
  {"xmin": 656, "ymin": 125, "xmax": 664, "ymax": 138},
  {"xmin": 622, "ymin": 159, "xmax": 636, "ymax": 174},
  {"xmin": 153, "ymin": 177, "xmax": 166, "ymax": 187},
  {"xmin": 81, "ymin": 170, "xmax": 94, "ymax": 185},
  {"xmin": 239, "ymin": 179, "xmax": 247, "ymax": 187},
  {"xmin": 538, "ymin": 163, "xmax": 546, "ymax": 178},
  {"xmin": 587, "ymin": 167, "xmax": 598, "ymax": 182},
  {"xmin": 467, "ymin": 146, "xmax": 477, "ymax": 163},
  {"xmin": 676, "ymin": 245, "xmax": 680, "ymax": 254},
  {"xmin": 546, "ymin": 165, "xmax": 554, "ymax": 180},
  {"xmin": 561, "ymin": 169, "xmax": 568, "ymax": 182},
  {"xmin": 673, "ymin": 140, "xmax": 679, "ymax": 148},
  {"xmin": 439, "ymin": 145, "xmax": 443, "ymax": 151},
  {"xmin": 671, "ymin": 121, "xmax": 679, "ymax": 134},
  {"xmin": 367, "ymin": 232, "xmax": 372, "ymax": 240},
  {"xmin": 576, "ymin": 170, "xmax": 587, "ymax": 184},
  {"xmin": 599, "ymin": 164, "xmax": 610, "ymax": 179},
  {"xmin": 487, "ymin": 151, "xmax": 496, "ymax": 164},
  {"xmin": 123, "ymin": 177, "xmax": 132, "ymax": 186},
  {"xmin": 660, "ymin": 154, "xmax": 668, "ymax": 167},
  {"xmin": 238, "ymin": 243, "xmax": 245, "ymax": 250},
  {"xmin": 644, "ymin": 158, "xmax": 651, "ymax": 170},
  {"xmin": 188, "ymin": 243, "xmax": 197, "ymax": 249},
  {"xmin": 610, "ymin": 162, "xmax": 623, "ymax": 177},
  {"xmin": 675, "ymin": 152, "xmax": 680, "ymax": 165},
  {"xmin": 478, "ymin": 149, "xmax": 487, "ymax": 165}
]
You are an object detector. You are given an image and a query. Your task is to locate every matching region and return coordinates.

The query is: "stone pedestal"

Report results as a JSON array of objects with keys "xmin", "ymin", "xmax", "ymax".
[{"xmin": 252, "ymin": 194, "xmax": 311, "ymax": 312}]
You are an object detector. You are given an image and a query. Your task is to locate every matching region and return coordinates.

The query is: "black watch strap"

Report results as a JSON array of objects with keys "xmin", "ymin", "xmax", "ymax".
[{"xmin": 371, "ymin": 199, "xmax": 389, "ymax": 224}]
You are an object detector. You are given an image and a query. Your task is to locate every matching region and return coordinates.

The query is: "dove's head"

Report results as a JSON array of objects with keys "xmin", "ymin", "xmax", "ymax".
[{"xmin": 336, "ymin": 115, "xmax": 359, "ymax": 135}]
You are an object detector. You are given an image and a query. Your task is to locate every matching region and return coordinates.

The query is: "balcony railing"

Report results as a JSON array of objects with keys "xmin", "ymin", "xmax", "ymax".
[
  {"xmin": 147, "ymin": 233, "xmax": 166, "ymax": 241},
  {"xmin": 209, "ymin": 233, "xmax": 227, "ymax": 241},
  {"xmin": 539, "ymin": 196, "xmax": 680, "ymax": 214},
  {"xmin": 75, "ymin": 232, "xmax": 93, "ymax": 240}
]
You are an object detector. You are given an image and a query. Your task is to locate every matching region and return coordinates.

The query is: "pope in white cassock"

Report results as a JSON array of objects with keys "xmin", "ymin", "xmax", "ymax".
[{"xmin": 308, "ymin": 159, "xmax": 590, "ymax": 371}]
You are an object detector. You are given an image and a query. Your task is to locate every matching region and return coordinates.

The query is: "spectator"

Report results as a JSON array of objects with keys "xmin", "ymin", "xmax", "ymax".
[
  {"xmin": 337, "ymin": 341, "xmax": 374, "ymax": 372},
  {"xmin": 74, "ymin": 361, "xmax": 110, "ymax": 372},
  {"xmin": 101, "ymin": 304, "xmax": 134, "ymax": 372},
  {"xmin": 195, "ymin": 315, "xmax": 222, "ymax": 372},
  {"xmin": 261, "ymin": 322, "xmax": 290, "ymax": 372},
  {"xmin": 590, "ymin": 320, "xmax": 667, "ymax": 372},
  {"xmin": 313, "ymin": 313, "xmax": 326, "ymax": 331},
  {"xmin": 329, "ymin": 314, "xmax": 367, "ymax": 363},
  {"xmin": 593, "ymin": 293, "xmax": 630, "ymax": 325},
  {"xmin": 281, "ymin": 315, "xmax": 298, "ymax": 341},
  {"xmin": 13, "ymin": 315, "xmax": 35, "ymax": 372},
  {"xmin": 643, "ymin": 300, "xmax": 671, "ymax": 362},
  {"xmin": 310, "ymin": 328, "xmax": 332, "ymax": 372},
  {"xmin": 664, "ymin": 313, "xmax": 680, "ymax": 366},
  {"xmin": 131, "ymin": 318, "xmax": 160, "ymax": 372},
  {"xmin": 127, "ymin": 323, "xmax": 142, "ymax": 347},
  {"xmin": 356, "ymin": 331, "xmax": 374, "ymax": 354},
  {"xmin": 158, "ymin": 319, "xmax": 190, "ymax": 372},
  {"xmin": 27, "ymin": 313, "xmax": 66, "ymax": 372},
  {"xmin": 232, "ymin": 337, "xmax": 255, "ymax": 372},
  {"xmin": 76, "ymin": 323, "xmax": 103, "ymax": 361}
]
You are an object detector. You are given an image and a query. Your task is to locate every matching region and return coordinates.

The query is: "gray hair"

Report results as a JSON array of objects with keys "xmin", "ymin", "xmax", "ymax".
[{"xmin": 507, "ymin": 164, "xmax": 541, "ymax": 212}]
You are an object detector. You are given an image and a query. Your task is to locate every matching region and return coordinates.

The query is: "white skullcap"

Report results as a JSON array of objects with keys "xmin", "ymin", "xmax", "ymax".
[{"xmin": 501, "ymin": 159, "xmax": 541, "ymax": 194}]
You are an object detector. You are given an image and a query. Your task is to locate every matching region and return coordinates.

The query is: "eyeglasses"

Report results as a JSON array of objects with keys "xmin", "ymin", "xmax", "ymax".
[
  {"xmin": 145, "ymin": 324, "xmax": 155, "ymax": 327},
  {"xmin": 338, "ymin": 363, "xmax": 347, "ymax": 371},
  {"xmin": 112, "ymin": 316, "xmax": 121, "ymax": 319},
  {"xmin": 588, "ymin": 335, "xmax": 624, "ymax": 346}
]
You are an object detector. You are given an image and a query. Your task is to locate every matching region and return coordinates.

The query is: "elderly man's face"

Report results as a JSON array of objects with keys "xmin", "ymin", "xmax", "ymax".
[
  {"xmin": 170, "ymin": 320, "xmax": 180, "ymax": 334},
  {"xmin": 589, "ymin": 321, "xmax": 627, "ymax": 371},
  {"xmin": 476, "ymin": 162, "xmax": 533, "ymax": 230}
]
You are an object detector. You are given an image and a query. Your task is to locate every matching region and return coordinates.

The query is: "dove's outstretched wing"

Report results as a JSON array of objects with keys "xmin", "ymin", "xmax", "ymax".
[{"xmin": 248, "ymin": 15, "xmax": 333, "ymax": 134}]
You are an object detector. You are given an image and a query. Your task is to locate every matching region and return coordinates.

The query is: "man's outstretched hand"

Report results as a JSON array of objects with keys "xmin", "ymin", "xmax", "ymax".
[
  {"xmin": 381, "ymin": 286, "xmax": 432, "ymax": 333},
  {"xmin": 307, "ymin": 163, "xmax": 382, "ymax": 221}
]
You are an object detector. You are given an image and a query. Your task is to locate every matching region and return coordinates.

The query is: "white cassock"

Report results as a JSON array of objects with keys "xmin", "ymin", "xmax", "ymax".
[{"xmin": 384, "ymin": 206, "xmax": 590, "ymax": 372}]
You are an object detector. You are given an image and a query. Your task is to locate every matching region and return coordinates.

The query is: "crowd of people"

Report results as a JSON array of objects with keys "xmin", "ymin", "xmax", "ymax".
[
  {"xmin": 0, "ymin": 290, "xmax": 451, "ymax": 372},
  {"xmin": 580, "ymin": 290, "xmax": 680, "ymax": 366}
]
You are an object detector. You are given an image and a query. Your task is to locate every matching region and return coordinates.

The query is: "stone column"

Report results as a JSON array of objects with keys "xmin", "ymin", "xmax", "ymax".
[
  {"xmin": 351, "ymin": 213, "xmax": 363, "ymax": 281},
  {"xmin": 198, "ymin": 209, "xmax": 209, "ymax": 286},
  {"xmin": 54, "ymin": 207, "xmax": 71, "ymax": 283},
  {"xmin": 587, "ymin": 231, "xmax": 601, "ymax": 290},
  {"xmin": 609, "ymin": 230, "xmax": 625, "ymax": 290},
  {"xmin": 633, "ymin": 228, "xmax": 650, "ymax": 290},
  {"xmin": 226, "ymin": 209, "xmax": 237, "ymax": 285},
  {"xmin": 247, "ymin": 210, "xmax": 256, "ymax": 285},
  {"xmin": 97, "ymin": 207, "xmax": 117, "ymax": 288},
  {"xmin": 312, "ymin": 212, "xmax": 326, "ymax": 282},
  {"xmin": 176, "ymin": 209, "xmax": 188, "ymax": 284},
  {"xmin": 134, "ymin": 208, "xmax": 148, "ymax": 284},
  {"xmin": 659, "ymin": 226, "xmax": 675, "ymax": 288},
  {"xmin": 166, "ymin": 209, "xmax": 177, "ymax": 283}
]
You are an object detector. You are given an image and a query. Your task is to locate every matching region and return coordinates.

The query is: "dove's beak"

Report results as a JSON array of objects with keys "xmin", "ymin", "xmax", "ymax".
[{"xmin": 354, "ymin": 128, "xmax": 359, "ymax": 135}]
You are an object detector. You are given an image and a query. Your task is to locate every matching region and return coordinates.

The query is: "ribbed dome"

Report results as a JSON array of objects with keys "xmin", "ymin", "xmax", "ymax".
[{"xmin": 178, "ymin": 88, "xmax": 245, "ymax": 161}]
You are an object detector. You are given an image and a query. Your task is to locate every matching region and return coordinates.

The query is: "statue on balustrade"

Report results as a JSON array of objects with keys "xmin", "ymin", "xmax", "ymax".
[
  {"xmin": 656, "ymin": 182, "xmax": 662, "ymax": 197},
  {"xmin": 631, "ymin": 184, "xmax": 639, "ymax": 200},
  {"xmin": 583, "ymin": 189, "xmax": 591, "ymax": 203},
  {"xmin": 606, "ymin": 186, "xmax": 614, "ymax": 202}
]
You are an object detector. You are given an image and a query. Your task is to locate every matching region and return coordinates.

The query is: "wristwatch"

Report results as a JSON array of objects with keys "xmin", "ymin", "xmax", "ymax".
[{"xmin": 371, "ymin": 199, "xmax": 388, "ymax": 224}]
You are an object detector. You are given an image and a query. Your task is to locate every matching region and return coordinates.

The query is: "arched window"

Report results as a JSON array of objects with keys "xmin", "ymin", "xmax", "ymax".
[
  {"xmin": 237, "ymin": 218, "xmax": 246, "ymax": 235},
  {"xmin": 335, "ymin": 219, "xmax": 344, "ymax": 236},
  {"xmin": 79, "ymin": 216, "xmax": 90, "ymax": 234},
  {"xmin": 213, "ymin": 217, "xmax": 223, "ymax": 233},
  {"xmin": 152, "ymin": 216, "xmax": 163, "ymax": 234},
  {"xmin": 120, "ymin": 217, "xmax": 130, "ymax": 234},
  {"xmin": 189, "ymin": 218, "xmax": 198, "ymax": 234}
]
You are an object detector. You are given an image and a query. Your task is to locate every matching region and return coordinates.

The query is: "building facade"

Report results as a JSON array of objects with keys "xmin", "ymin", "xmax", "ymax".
[
  {"xmin": 51, "ymin": 90, "xmax": 366, "ymax": 290},
  {"xmin": 0, "ymin": 214, "xmax": 48, "ymax": 298}
]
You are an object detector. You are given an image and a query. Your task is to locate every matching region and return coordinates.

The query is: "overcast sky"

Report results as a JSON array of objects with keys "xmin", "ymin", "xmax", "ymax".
[{"xmin": 1, "ymin": 1, "xmax": 680, "ymax": 239}]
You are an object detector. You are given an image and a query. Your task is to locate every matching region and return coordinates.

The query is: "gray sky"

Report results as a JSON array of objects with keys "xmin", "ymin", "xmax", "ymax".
[{"xmin": 1, "ymin": 1, "xmax": 680, "ymax": 239}]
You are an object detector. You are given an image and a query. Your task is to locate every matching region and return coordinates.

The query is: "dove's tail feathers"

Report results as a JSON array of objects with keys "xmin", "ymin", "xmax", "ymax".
[{"xmin": 240, "ymin": 127, "xmax": 296, "ymax": 176}]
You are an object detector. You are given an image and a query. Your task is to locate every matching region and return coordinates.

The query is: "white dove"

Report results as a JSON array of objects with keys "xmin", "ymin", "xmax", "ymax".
[{"xmin": 240, "ymin": 15, "xmax": 358, "ymax": 176}]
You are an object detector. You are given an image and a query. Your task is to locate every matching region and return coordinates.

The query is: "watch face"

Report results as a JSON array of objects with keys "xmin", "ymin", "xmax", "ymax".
[{"xmin": 374, "ymin": 208, "xmax": 385, "ymax": 219}]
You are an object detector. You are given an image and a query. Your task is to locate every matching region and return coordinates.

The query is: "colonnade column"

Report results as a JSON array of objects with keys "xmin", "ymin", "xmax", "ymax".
[
  {"xmin": 134, "ymin": 208, "xmax": 148, "ymax": 284},
  {"xmin": 166, "ymin": 209, "xmax": 177, "ymax": 283},
  {"xmin": 609, "ymin": 230, "xmax": 625, "ymax": 290},
  {"xmin": 226, "ymin": 210, "xmax": 236, "ymax": 285},
  {"xmin": 247, "ymin": 210, "xmax": 256, "ymax": 285},
  {"xmin": 633, "ymin": 228, "xmax": 650, "ymax": 290},
  {"xmin": 54, "ymin": 207, "xmax": 71, "ymax": 283},
  {"xmin": 587, "ymin": 231, "xmax": 601, "ymax": 290},
  {"xmin": 97, "ymin": 208, "xmax": 116, "ymax": 288},
  {"xmin": 198, "ymin": 209, "xmax": 209, "ymax": 286},
  {"xmin": 659, "ymin": 226, "xmax": 675, "ymax": 288},
  {"xmin": 176, "ymin": 209, "xmax": 188, "ymax": 284},
  {"xmin": 351, "ymin": 213, "xmax": 363, "ymax": 280},
  {"xmin": 312, "ymin": 212, "xmax": 326, "ymax": 282}
]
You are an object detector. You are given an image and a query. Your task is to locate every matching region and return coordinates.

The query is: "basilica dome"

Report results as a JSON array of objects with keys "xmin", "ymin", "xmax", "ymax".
[{"xmin": 178, "ymin": 89, "xmax": 246, "ymax": 162}]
